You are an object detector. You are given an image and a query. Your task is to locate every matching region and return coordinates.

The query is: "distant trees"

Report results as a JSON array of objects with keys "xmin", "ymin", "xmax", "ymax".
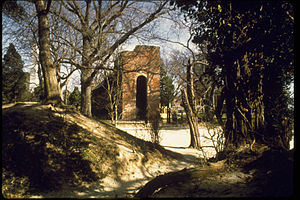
[
  {"xmin": 68, "ymin": 87, "xmax": 81, "ymax": 108},
  {"xmin": 160, "ymin": 62, "xmax": 175, "ymax": 108},
  {"xmin": 2, "ymin": 43, "xmax": 30, "ymax": 104},
  {"xmin": 174, "ymin": 1, "xmax": 294, "ymax": 150}
]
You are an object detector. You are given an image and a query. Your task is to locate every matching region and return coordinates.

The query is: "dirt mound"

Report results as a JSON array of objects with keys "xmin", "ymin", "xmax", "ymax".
[{"xmin": 2, "ymin": 102, "xmax": 197, "ymax": 198}]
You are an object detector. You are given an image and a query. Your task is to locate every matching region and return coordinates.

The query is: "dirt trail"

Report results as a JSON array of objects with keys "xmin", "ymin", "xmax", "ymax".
[{"xmin": 136, "ymin": 147, "xmax": 294, "ymax": 198}]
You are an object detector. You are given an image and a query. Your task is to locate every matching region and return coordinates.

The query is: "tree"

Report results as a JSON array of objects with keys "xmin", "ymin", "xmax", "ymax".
[
  {"xmin": 2, "ymin": 43, "xmax": 30, "ymax": 103},
  {"xmin": 104, "ymin": 68, "xmax": 122, "ymax": 125},
  {"xmin": 50, "ymin": 1, "xmax": 173, "ymax": 117},
  {"xmin": 160, "ymin": 62, "xmax": 175, "ymax": 108},
  {"xmin": 259, "ymin": 2, "xmax": 294, "ymax": 150},
  {"xmin": 181, "ymin": 58, "xmax": 201, "ymax": 149},
  {"xmin": 174, "ymin": 1, "xmax": 294, "ymax": 150},
  {"xmin": 69, "ymin": 87, "xmax": 81, "ymax": 108},
  {"xmin": 4, "ymin": 0, "xmax": 66, "ymax": 105},
  {"xmin": 160, "ymin": 61, "xmax": 175, "ymax": 124},
  {"xmin": 34, "ymin": 0, "xmax": 63, "ymax": 105}
]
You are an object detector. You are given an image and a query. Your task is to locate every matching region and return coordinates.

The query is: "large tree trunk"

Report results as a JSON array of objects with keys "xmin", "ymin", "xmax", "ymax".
[
  {"xmin": 81, "ymin": 68, "xmax": 93, "ymax": 117},
  {"xmin": 80, "ymin": 31, "xmax": 93, "ymax": 117},
  {"xmin": 35, "ymin": 0, "xmax": 62, "ymax": 105}
]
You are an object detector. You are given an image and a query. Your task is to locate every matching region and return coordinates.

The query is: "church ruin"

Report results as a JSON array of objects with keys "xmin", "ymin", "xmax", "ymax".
[{"xmin": 92, "ymin": 45, "xmax": 161, "ymax": 121}]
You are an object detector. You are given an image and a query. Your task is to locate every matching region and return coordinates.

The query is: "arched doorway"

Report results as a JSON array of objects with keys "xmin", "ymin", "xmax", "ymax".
[{"xmin": 136, "ymin": 75, "xmax": 147, "ymax": 120}]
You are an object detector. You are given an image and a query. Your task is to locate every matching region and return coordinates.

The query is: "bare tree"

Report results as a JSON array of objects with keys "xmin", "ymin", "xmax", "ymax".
[
  {"xmin": 50, "ymin": 0, "xmax": 173, "ymax": 117},
  {"xmin": 103, "ymin": 66, "xmax": 122, "ymax": 125},
  {"xmin": 3, "ymin": 1, "xmax": 80, "ymax": 104},
  {"xmin": 34, "ymin": 0, "xmax": 63, "ymax": 105},
  {"xmin": 181, "ymin": 58, "xmax": 201, "ymax": 149}
]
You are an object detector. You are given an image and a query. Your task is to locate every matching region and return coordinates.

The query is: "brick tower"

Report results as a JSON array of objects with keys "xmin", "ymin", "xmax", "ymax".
[{"xmin": 119, "ymin": 45, "xmax": 160, "ymax": 121}]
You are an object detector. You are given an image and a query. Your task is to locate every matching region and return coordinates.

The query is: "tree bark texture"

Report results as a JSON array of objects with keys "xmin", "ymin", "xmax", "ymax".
[
  {"xmin": 80, "ymin": 32, "xmax": 93, "ymax": 117},
  {"xmin": 182, "ymin": 59, "xmax": 201, "ymax": 149},
  {"xmin": 81, "ymin": 68, "xmax": 93, "ymax": 117},
  {"xmin": 35, "ymin": 0, "xmax": 62, "ymax": 105},
  {"xmin": 182, "ymin": 90, "xmax": 201, "ymax": 149},
  {"xmin": 223, "ymin": 51, "xmax": 265, "ymax": 150}
]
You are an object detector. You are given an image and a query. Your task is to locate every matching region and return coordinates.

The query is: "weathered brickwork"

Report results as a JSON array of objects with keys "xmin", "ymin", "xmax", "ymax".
[
  {"xmin": 120, "ymin": 45, "xmax": 160, "ymax": 120},
  {"xmin": 92, "ymin": 45, "xmax": 160, "ymax": 120}
]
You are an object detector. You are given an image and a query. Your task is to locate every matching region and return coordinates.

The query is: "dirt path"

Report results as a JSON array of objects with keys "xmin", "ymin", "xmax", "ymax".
[
  {"xmin": 2, "ymin": 103, "xmax": 198, "ymax": 198},
  {"xmin": 3, "ymin": 103, "xmax": 293, "ymax": 198},
  {"xmin": 30, "ymin": 154, "xmax": 199, "ymax": 198},
  {"xmin": 136, "ymin": 147, "xmax": 294, "ymax": 198}
]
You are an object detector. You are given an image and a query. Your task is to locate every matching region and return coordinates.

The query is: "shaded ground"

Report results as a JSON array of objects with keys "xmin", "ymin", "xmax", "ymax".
[
  {"xmin": 136, "ymin": 146, "xmax": 294, "ymax": 198},
  {"xmin": 2, "ymin": 102, "xmax": 294, "ymax": 198},
  {"xmin": 2, "ymin": 102, "xmax": 198, "ymax": 198}
]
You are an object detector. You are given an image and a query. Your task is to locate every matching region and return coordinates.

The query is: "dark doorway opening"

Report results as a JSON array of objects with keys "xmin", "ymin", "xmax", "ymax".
[{"xmin": 136, "ymin": 76, "xmax": 147, "ymax": 120}]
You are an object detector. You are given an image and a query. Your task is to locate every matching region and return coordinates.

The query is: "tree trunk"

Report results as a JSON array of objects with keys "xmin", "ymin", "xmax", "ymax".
[
  {"xmin": 182, "ymin": 89, "xmax": 201, "ymax": 149},
  {"xmin": 81, "ymin": 68, "xmax": 93, "ymax": 117},
  {"xmin": 181, "ymin": 58, "xmax": 201, "ymax": 149},
  {"xmin": 222, "ymin": 52, "xmax": 265, "ymax": 151},
  {"xmin": 80, "ymin": 31, "xmax": 93, "ymax": 117},
  {"xmin": 43, "ymin": 66, "xmax": 62, "ymax": 104},
  {"xmin": 223, "ymin": 72, "xmax": 237, "ymax": 149},
  {"xmin": 35, "ymin": 0, "xmax": 62, "ymax": 105}
]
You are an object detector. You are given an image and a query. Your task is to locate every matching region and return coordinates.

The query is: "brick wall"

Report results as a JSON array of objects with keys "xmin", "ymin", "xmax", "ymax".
[{"xmin": 120, "ymin": 45, "xmax": 160, "ymax": 120}]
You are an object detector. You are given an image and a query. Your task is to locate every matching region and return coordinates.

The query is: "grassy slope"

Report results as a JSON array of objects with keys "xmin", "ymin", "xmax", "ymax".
[{"xmin": 2, "ymin": 102, "xmax": 189, "ymax": 198}]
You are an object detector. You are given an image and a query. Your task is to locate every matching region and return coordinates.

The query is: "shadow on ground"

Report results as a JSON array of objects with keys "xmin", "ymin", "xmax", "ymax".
[
  {"xmin": 2, "ymin": 103, "xmax": 104, "ymax": 197},
  {"xmin": 2, "ymin": 103, "xmax": 201, "ymax": 198},
  {"xmin": 98, "ymin": 120, "xmax": 201, "ymax": 164}
]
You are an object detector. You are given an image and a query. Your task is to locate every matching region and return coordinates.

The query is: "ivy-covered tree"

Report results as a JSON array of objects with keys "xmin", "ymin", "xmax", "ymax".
[
  {"xmin": 2, "ymin": 43, "xmax": 30, "ymax": 104},
  {"xmin": 173, "ymin": 1, "xmax": 294, "ymax": 150}
]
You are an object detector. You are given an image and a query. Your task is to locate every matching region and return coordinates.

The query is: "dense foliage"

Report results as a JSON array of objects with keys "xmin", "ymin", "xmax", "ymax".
[
  {"xmin": 2, "ymin": 43, "xmax": 30, "ymax": 104},
  {"xmin": 173, "ymin": 1, "xmax": 294, "ymax": 150},
  {"xmin": 68, "ymin": 87, "xmax": 81, "ymax": 108}
]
